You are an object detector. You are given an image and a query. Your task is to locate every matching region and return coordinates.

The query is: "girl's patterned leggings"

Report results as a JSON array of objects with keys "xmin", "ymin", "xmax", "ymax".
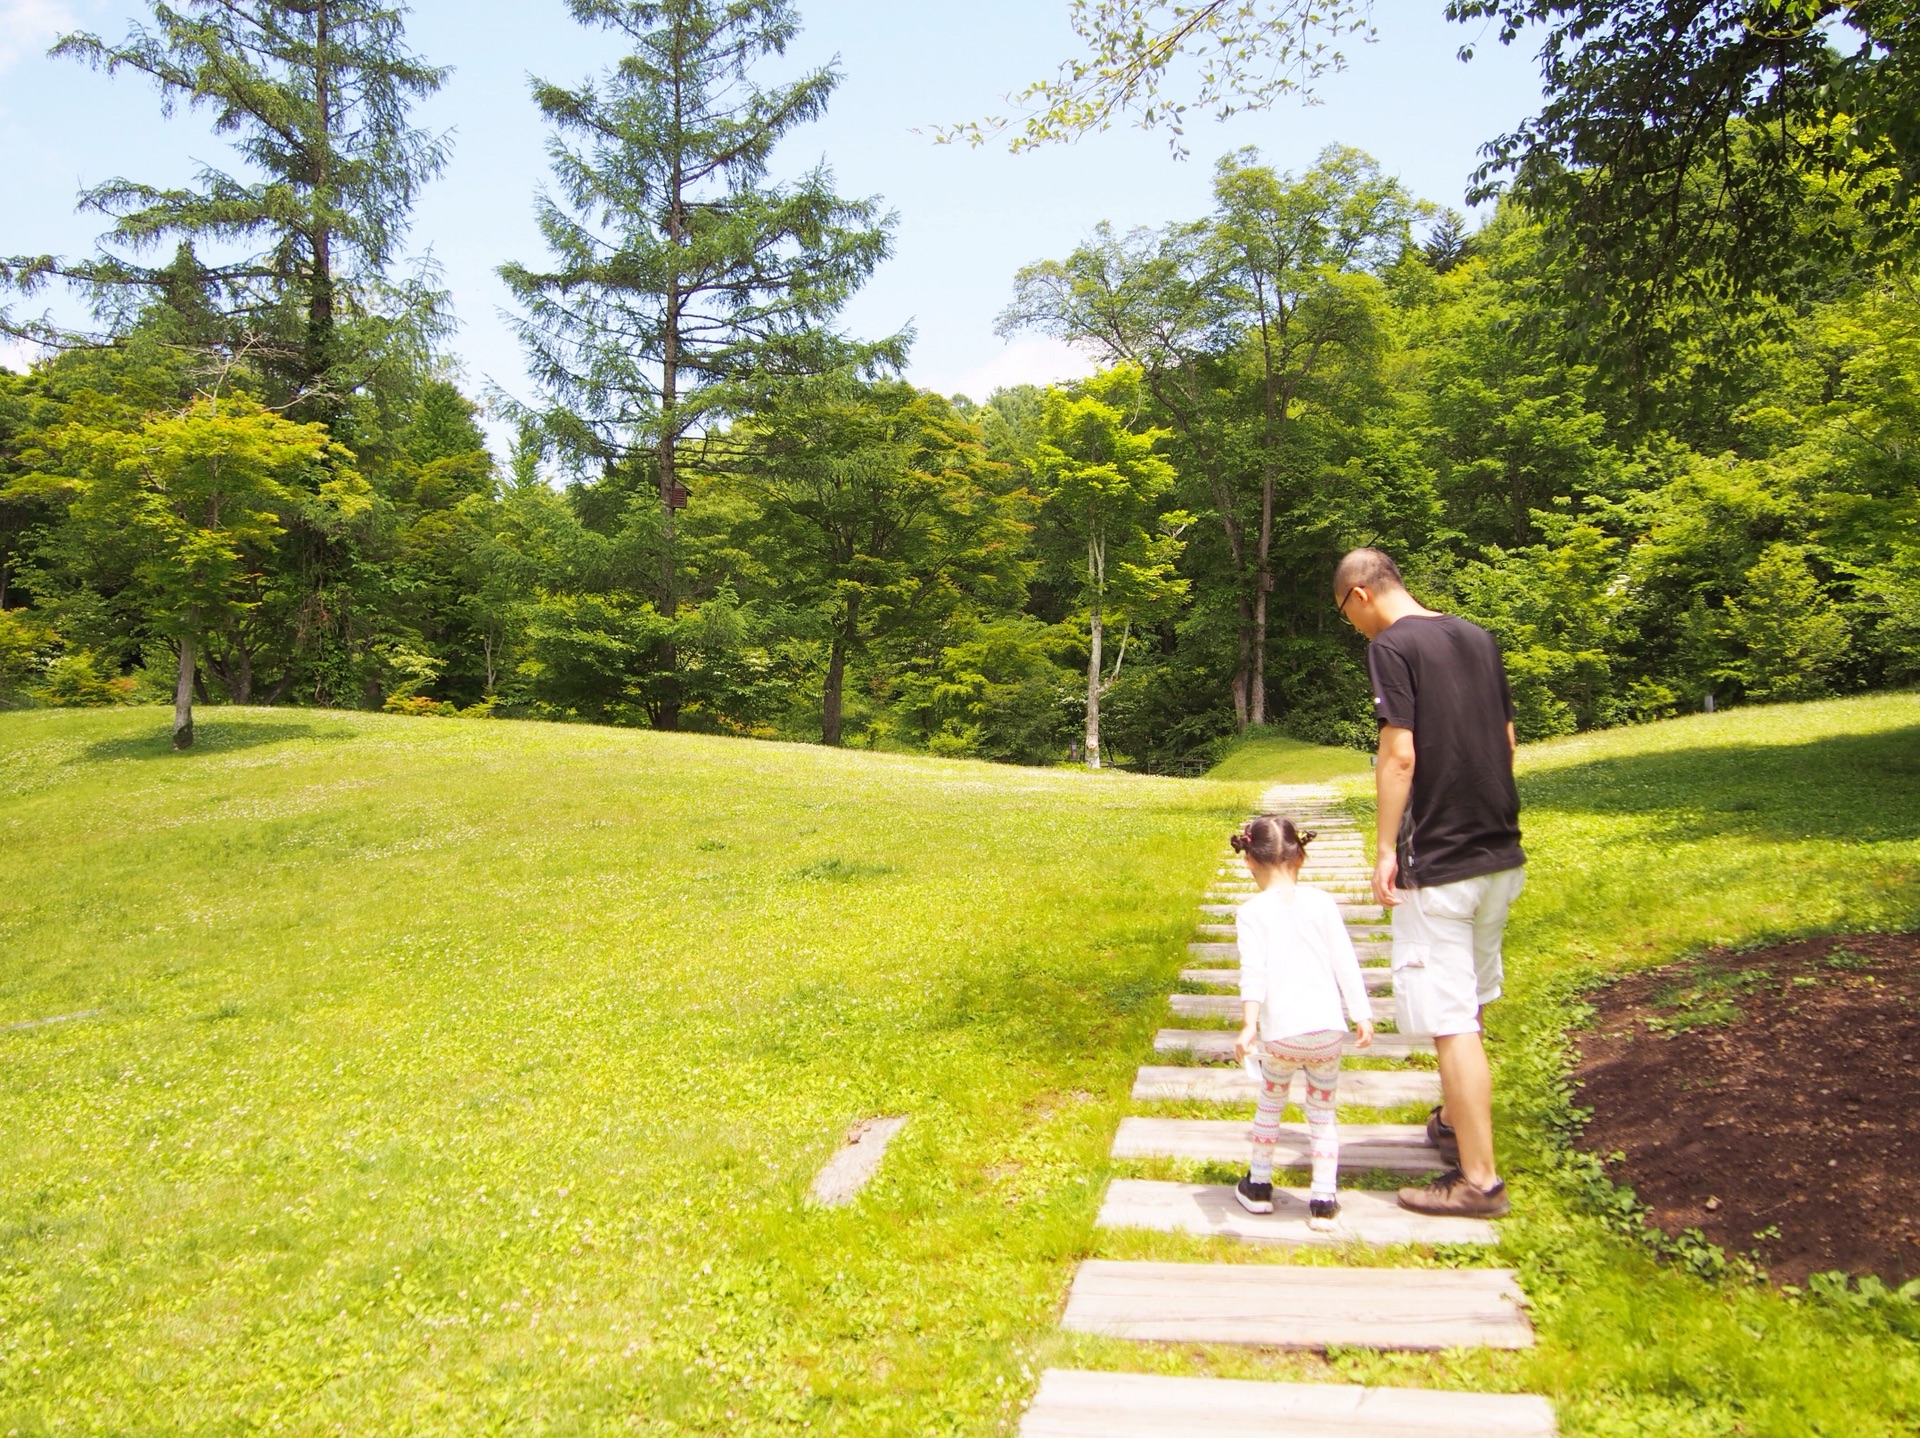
[{"xmin": 1249, "ymin": 1028, "xmax": 1345, "ymax": 1198}]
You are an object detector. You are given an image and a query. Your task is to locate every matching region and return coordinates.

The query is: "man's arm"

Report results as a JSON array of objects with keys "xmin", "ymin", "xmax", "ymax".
[
  {"xmin": 1507, "ymin": 721, "xmax": 1516, "ymax": 756},
  {"xmin": 1373, "ymin": 724, "xmax": 1415, "ymax": 908}
]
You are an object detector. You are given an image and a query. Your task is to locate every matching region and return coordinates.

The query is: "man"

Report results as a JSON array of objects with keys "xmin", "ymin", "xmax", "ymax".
[{"xmin": 1334, "ymin": 548, "xmax": 1524, "ymax": 1218}]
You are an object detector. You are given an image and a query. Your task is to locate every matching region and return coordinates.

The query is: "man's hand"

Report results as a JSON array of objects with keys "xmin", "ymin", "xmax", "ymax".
[
  {"xmin": 1373, "ymin": 723, "xmax": 1414, "ymax": 909},
  {"xmin": 1352, "ymin": 1018, "xmax": 1374, "ymax": 1050},
  {"xmin": 1234, "ymin": 1020, "xmax": 1260, "ymax": 1062},
  {"xmin": 1372, "ymin": 851, "xmax": 1400, "ymax": 908}
]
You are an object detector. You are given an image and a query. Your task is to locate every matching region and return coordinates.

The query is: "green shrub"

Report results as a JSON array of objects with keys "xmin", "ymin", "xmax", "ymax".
[{"xmin": 34, "ymin": 650, "xmax": 133, "ymax": 707}]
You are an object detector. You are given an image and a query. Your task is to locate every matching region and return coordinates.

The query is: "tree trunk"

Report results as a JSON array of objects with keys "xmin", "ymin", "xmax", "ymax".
[
  {"xmin": 1231, "ymin": 593, "xmax": 1253, "ymax": 730},
  {"xmin": 653, "ymin": 58, "xmax": 687, "ymax": 732},
  {"xmin": 1085, "ymin": 534, "xmax": 1104, "ymax": 770},
  {"xmin": 1252, "ymin": 569, "xmax": 1271, "ymax": 728},
  {"xmin": 306, "ymin": 0, "xmax": 335, "ymax": 408},
  {"xmin": 173, "ymin": 631, "xmax": 196, "ymax": 750},
  {"xmin": 1252, "ymin": 463, "xmax": 1276, "ymax": 728},
  {"xmin": 822, "ymin": 592, "xmax": 860, "ymax": 746}
]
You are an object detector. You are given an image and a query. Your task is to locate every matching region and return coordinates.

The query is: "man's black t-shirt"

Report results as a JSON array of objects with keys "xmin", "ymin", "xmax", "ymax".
[{"xmin": 1367, "ymin": 613, "xmax": 1524, "ymax": 888}]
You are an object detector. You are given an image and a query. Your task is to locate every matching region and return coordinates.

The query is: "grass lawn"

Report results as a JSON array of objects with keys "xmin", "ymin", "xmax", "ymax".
[
  {"xmin": 0, "ymin": 708, "xmax": 1245, "ymax": 1434},
  {"xmin": 4, "ymin": 694, "xmax": 1919, "ymax": 1434},
  {"xmin": 1204, "ymin": 729, "xmax": 1374, "ymax": 784}
]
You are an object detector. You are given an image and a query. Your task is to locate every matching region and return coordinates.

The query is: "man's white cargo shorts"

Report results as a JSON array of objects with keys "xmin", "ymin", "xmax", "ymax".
[{"xmin": 1390, "ymin": 866, "xmax": 1526, "ymax": 1038}]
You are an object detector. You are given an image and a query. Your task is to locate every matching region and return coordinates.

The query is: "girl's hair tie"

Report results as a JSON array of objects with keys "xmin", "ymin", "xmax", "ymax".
[{"xmin": 1230, "ymin": 816, "xmax": 1314, "ymax": 868}]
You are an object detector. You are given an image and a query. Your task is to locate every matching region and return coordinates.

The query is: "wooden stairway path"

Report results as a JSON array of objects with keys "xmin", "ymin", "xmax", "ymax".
[
  {"xmin": 1156, "ymin": 1028, "xmax": 1434, "ymax": 1060},
  {"xmin": 1189, "ymin": 940, "xmax": 1391, "ymax": 961},
  {"xmin": 1170, "ymin": 992, "xmax": 1396, "ymax": 1024},
  {"xmin": 1111, "ymin": 1116, "xmax": 1446, "ymax": 1172},
  {"xmin": 1021, "ymin": 1370, "xmax": 1554, "ymax": 1436},
  {"xmin": 1113, "ymin": 1113, "xmax": 1443, "ymax": 1174},
  {"xmin": 1182, "ymin": 965, "xmax": 1394, "ymax": 992},
  {"xmin": 1059, "ymin": 1261, "xmax": 1534, "ymax": 1349},
  {"xmin": 1021, "ymin": 782, "xmax": 1553, "ymax": 1435},
  {"xmin": 1133, "ymin": 1064, "xmax": 1441, "ymax": 1106},
  {"xmin": 1097, "ymin": 1179, "xmax": 1498, "ymax": 1247}
]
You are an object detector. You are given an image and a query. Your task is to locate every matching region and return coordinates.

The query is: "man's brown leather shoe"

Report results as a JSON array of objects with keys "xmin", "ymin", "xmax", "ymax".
[
  {"xmin": 1397, "ymin": 1168, "xmax": 1509, "ymax": 1217},
  {"xmin": 1424, "ymin": 1104, "xmax": 1461, "ymax": 1165}
]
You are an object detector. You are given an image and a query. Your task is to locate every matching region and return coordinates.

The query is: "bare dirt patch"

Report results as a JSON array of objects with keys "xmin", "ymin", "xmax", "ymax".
[{"xmin": 1573, "ymin": 932, "xmax": 1920, "ymax": 1285}]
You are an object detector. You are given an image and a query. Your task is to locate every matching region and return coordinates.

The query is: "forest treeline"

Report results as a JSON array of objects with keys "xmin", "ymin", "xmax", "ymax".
[{"xmin": 2, "ymin": 0, "xmax": 1915, "ymax": 764}]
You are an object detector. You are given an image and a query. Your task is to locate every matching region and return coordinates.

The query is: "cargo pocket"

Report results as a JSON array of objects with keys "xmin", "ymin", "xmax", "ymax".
[
  {"xmin": 1391, "ymin": 940, "xmax": 1435, "ymax": 1037},
  {"xmin": 1390, "ymin": 939, "xmax": 1431, "ymax": 970}
]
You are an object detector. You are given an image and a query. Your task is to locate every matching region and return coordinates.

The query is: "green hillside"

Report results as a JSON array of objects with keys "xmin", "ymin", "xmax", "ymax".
[
  {"xmin": 3, "ymin": 695, "xmax": 1918, "ymax": 1433},
  {"xmin": 1205, "ymin": 729, "xmax": 1375, "ymax": 784}
]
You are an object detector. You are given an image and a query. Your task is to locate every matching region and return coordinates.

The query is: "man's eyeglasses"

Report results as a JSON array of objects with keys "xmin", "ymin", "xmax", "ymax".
[{"xmin": 1335, "ymin": 586, "xmax": 1358, "ymax": 619}]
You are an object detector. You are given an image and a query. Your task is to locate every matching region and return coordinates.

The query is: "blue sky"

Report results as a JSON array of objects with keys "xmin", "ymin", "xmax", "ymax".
[{"xmin": 2, "ymin": 0, "xmax": 1545, "ymax": 423}]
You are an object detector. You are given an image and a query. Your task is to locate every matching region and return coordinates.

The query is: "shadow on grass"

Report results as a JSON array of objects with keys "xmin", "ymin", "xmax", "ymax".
[
  {"xmin": 1522, "ymin": 724, "xmax": 1920, "ymax": 844},
  {"xmin": 79, "ymin": 718, "xmax": 360, "ymax": 764}
]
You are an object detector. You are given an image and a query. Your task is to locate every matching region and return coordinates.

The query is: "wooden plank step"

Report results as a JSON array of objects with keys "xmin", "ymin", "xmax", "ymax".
[
  {"xmin": 1058, "ymin": 1263, "xmax": 1531, "ymax": 1350},
  {"xmin": 1169, "ymin": 993, "xmax": 1395, "ymax": 1025},
  {"xmin": 1133, "ymin": 1066, "xmax": 1441, "ymax": 1106},
  {"xmin": 1188, "ymin": 942, "xmax": 1389, "ymax": 961},
  {"xmin": 1202, "ymin": 901, "xmax": 1384, "ymax": 917},
  {"xmin": 1020, "ymin": 1370, "xmax": 1552, "ymax": 1436},
  {"xmin": 1206, "ymin": 925, "xmax": 1388, "ymax": 940},
  {"xmin": 1110, "ymin": 1117, "xmax": 1445, "ymax": 1172},
  {"xmin": 1097, "ymin": 1179, "xmax": 1498, "ymax": 1247},
  {"xmin": 1197, "ymin": 903, "xmax": 1385, "ymax": 927},
  {"xmin": 1181, "ymin": 966, "xmax": 1392, "ymax": 993},
  {"xmin": 1156, "ymin": 1029, "xmax": 1432, "ymax": 1060}
]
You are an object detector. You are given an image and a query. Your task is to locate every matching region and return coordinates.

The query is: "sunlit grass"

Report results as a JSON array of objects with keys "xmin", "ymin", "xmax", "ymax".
[
  {"xmin": 5, "ymin": 693, "xmax": 1918, "ymax": 1434},
  {"xmin": 0, "ymin": 706, "xmax": 1245, "ymax": 1435},
  {"xmin": 1205, "ymin": 729, "xmax": 1374, "ymax": 784}
]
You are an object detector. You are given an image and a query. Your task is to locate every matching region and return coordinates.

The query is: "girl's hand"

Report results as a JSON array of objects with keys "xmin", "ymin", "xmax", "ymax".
[
  {"xmin": 1234, "ymin": 1022, "xmax": 1260, "ymax": 1062},
  {"xmin": 1352, "ymin": 1019, "xmax": 1375, "ymax": 1050}
]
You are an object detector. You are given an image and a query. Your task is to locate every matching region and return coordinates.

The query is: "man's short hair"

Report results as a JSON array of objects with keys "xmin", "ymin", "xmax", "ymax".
[{"xmin": 1334, "ymin": 548, "xmax": 1405, "ymax": 596}]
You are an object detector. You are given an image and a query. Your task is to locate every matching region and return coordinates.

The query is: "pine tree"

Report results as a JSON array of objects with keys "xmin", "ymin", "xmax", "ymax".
[
  {"xmin": 8, "ymin": 0, "xmax": 448, "ymax": 416},
  {"xmin": 500, "ymin": 0, "xmax": 893, "ymax": 728}
]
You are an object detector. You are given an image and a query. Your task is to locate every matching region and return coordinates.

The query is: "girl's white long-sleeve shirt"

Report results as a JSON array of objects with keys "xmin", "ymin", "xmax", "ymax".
[{"xmin": 1236, "ymin": 884, "xmax": 1371, "ymax": 1040}]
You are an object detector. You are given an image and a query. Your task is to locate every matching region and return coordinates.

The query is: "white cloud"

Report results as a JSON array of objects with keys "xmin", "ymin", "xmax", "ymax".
[
  {"xmin": 0, "ymin": 337, "xmax": 46, "ymax": 375},
  {"xmin": 930, "ymin": 337, "xmax": 1102, "ymax": 404},
  {"xmin": 0, "ymin": 0, "xmax": 72, "ymax": 71}
]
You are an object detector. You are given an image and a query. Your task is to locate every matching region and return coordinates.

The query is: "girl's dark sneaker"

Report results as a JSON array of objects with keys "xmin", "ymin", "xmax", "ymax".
[
  {"xmin": 1307, "ymin": 1197, "xmax": 1340, "ymax": 1232},
  {"xmin": 1234, "ymin": 1174, "xmax": 1274, "ymax": 1214},
  {"xmin": 1425, "ymin": 1104, "xmax": 1461, "ymax": 1164}
]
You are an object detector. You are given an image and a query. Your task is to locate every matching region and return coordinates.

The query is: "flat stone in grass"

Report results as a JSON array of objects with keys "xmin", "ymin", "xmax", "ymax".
[
  {"xmin": 807, "ymin": 1116, "xmax": 908, "ymax": 1207},
  {"xmin": 1132, "ymin": 1066, "xmax": 1441, "ymax": 1106},
  {"xmin": 1, "ymin": 1010, "xmax": 103, "ymax": 1033},
  {"xmin": 1055, "ymin": 1263, "xmax": 1535, "ymax": 1350},
  {"xmin": 1156, "ymin": 1029, "xmax": 1432, "ymax": 1060},
  {"xmin": 1110, "ymin": 1116, "xmax": 1445, "ymax": 1172},
  {"xmin": 1095, "ymin": 1179, "xmax": 1498, "ymax": 1247}
]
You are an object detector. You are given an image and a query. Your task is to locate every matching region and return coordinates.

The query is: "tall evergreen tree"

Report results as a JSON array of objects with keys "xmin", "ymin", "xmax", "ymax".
[
  {"xmin": 5, "ymin": 0, "xmax": 450, "ymax": 418},
  {"xmin": 501, "ymin": 0, "xmax": 894, "ymax": 729}
]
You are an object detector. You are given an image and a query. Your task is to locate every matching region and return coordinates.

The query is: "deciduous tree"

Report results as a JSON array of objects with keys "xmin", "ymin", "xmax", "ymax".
[{"xmin": 1032, "ymin": 366, "xmax": 1187, "ymax": 768}]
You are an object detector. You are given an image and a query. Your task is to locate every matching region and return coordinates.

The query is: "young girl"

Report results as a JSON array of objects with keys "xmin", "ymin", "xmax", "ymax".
[{"xmin": 1229, "ymin": 816, "xmax": 1374, "ymax": 1228}]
